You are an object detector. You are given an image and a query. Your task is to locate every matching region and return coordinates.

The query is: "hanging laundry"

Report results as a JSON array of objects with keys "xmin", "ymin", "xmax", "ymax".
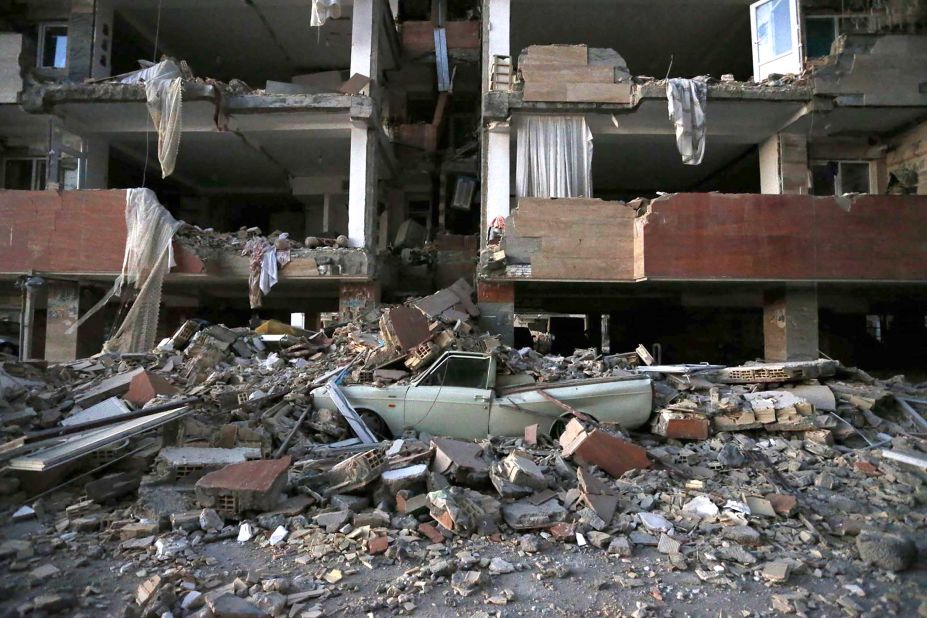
[
  {"xmin": 311, "ymin": 0, "xmax": 343, "ymax": 27},
  {"xmin": 120, "ymin": 60, "xmax": 183, "ymax": 178},
  {"xmin": 666, "ymin": 77, "xmax": 708, "ymax": 166}
]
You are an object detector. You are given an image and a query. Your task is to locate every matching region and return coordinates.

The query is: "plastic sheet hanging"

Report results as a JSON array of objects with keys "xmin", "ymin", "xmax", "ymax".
[
  {"xmin": 516, "ymin": 115, "xmax": 593, "ymax": 199},
  {"xmin": 311, "ymin": 0, "xmax": 343, "ymax": 27},
  {"xmin": 119, "ymin": 60, "xmax": 183, "ymax": 178},
  {"xmin": 666, "ymin": 77, "xmax": 707, "ymax": 166},
  {"xmin": 67, "ymin": 189, "xmax": 183, "ymax": 353}
]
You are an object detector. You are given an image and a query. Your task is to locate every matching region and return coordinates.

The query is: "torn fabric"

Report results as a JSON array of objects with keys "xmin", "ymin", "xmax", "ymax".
[
  {"xmin": 516, "ymin": 115, "xmax": 593, "ymax": 199},
  {"xmin": 666, "ymin": 77, "xmax": 707, "ymax": 166},
  {"xmin": 68, "ymin": 189, "xmax": 182, "ymax": 353},
  {"xmin": 120, "ymin": 60, "xmax": 183, "ymax": 178},
  {"xmin": 311, "ymin": 0, "xmax": 342, "ymax": 27}
]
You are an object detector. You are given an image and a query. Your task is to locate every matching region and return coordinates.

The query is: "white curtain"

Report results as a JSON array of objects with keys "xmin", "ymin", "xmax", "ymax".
[{"xmin": 516, "ymin": 115, "xmax": 593, "ymax": 199}]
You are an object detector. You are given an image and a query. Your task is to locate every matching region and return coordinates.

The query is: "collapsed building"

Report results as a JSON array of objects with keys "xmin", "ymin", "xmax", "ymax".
[
  {"xmin": 0, "ymin": 0, "xmax": 925, "ymax": 370},
  {"xmin": 1, "ymin": 3, "xmax": 927, "ymax": 615}
]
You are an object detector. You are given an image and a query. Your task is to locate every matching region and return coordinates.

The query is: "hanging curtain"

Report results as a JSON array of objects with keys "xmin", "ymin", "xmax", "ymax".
[{"xmin": 516, "ymin": 114, "xmax": 593, "ymax": 198}]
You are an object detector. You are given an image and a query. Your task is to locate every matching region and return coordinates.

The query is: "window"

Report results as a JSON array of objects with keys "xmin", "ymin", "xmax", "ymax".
[
  {"xmin": 805, "ymin": 16, "xmax": 838, "ymax": 58},
  {"xmin": 419, "ymin": 356, "xmax": 490, "ymax": 389},
  {"xmin": 3, "ymin": 158, "xmax": 47, "ymax": 190},
  {"xmin": 756, "ymin": 0, "xmax": 793, "ymax": 63},
  {"xmin": 38, "ymin": 24, "xmax": 68, "ymax": 69},
  {"xmin": 811, "ymin": 161, "xmax": 871, "ymax": 195}
]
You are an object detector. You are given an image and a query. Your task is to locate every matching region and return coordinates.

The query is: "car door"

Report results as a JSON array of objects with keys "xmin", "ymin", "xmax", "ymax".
[
  {"xmin": 750, "ymin": 0, "xmax": 803, "ymax": 81},
  {"xmin": 404, "ymin": 354, "xmax": 492, "ymax": 439}
]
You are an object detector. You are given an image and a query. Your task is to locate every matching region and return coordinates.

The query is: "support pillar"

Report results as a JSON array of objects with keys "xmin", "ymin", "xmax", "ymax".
[
  {"xmin": 759, "ymin": 133, "xmax": 809, "ymax": 195},
  {"xmin": 477, "ymin": 281, "xmax": 514, "ymax": 345},
  {"xmin": 45, "ymin": 281, "xmax": 81, "ymax": 362},
  {"xmin": 348, "ymin": 125, "xmax": 378, "ymax": 248},
  {"xmin": 482, "ymin": 123, "xmax": 511, "ymax": 248},
  {"xmin": 339, "ymin": 282, "xmax": 381, "ymax": 321},
  {"xmin": 763, "ymin": 284, "xmax": 819, "ymax": 362},
  {"xmin": 346, "ymin": 0, "xmax": 381, "ymax": 249}
]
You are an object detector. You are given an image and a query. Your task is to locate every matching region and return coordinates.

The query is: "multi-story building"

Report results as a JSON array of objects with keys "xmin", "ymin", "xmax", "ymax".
[
  {"xmin": 477, "ymin": 0, "xmax": 927, "ymax": 370},
  {"xmin": 1, "ymin": 0, "xmax": 926, "ymax": 372}
]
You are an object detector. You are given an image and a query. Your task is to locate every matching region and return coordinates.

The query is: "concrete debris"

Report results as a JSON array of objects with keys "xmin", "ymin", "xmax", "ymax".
[{"xmin": 1, "ymin": 296, "xmax": 926, "ymax": 617}]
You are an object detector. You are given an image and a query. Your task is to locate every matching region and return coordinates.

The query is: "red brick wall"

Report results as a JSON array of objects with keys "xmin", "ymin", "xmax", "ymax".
[
  {"xmin": 0, "ymin": 190, "xmax": 204, "ymax": 276},
  {"xmin": 0, "ymin": 190, "xmax": 128, "ymax": 274},
  {"xmin": 643, "ymin": 193, "xmax": 927, "ymax": 281}
]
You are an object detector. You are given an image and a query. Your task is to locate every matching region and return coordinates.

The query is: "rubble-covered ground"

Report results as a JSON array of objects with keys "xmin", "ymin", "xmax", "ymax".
[{"xmin": 1, "ymin": 284, "xmax": 926, "ymax": 618}]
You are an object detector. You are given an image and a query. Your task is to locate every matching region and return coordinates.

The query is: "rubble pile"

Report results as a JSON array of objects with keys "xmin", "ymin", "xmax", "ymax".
[{"xmin": 1, "ymin": 284, "xmax": 926, "ymax": 616}]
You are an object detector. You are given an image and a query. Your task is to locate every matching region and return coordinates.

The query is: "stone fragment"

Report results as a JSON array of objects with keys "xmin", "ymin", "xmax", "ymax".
[
  {"xmin": 199, "ymin": 508, "xmax": 224, "ymax": 532},
  {"xmin": 763, "ymin": 561, "xmax": 792, "ymax": 583},
  {"xmin": 195, "ymin": 457, "xmax": 291, "ymax": 515},
  {"xmin": 856, "ymin": 529, "xmax": 917, "ymax": 572},
  {"xmin": 450, "ymin": 570, "xmax": 487, "ymax": 596},
  {"xmin": 489, "ymin": 557, "xmax": 515, "ymax": 574},
  {"xmin": 313, "ymin": 509, "xmax": 351, "ymax": 532},
  {"xmin": 368, "ymin": 535, "xmax": 389, "ymax": 555},
  {"xmin": 722, "ymin": 525, "xmax": 762, "ymax": 546},
  {"xmin": 559, "ymin": 419, "xmax": 650, "ymax": 478},
  {"xmin": 207, "ymin": 593, "xmax": 271, "ymax": 618},
  {"xmin": 607, "ymin": 536, "xmax": 633, "ymax": 557},
  {"xmin": 502, "ymin": 499, "xmax": 567, "ymax": 530},
  {"xmin": 765, "ymin": 493, "xmax": 798, "ymax": 516},
  {"xmin": 431, "ymin": 438, "xmax": 490, "ymax": 485}
]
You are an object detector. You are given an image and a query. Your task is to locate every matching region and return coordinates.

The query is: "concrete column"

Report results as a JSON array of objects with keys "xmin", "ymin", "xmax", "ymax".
[
  {"xmin": 67, "ymin": 0, "xmax": 96, "ymax": 83},
  {"xmin": 763, "ymin": 284, "xmax": 819, "ymax": 362},
  {"xmin": 348, "ymin": 125, "xmax": 378, "ymax": 248},
  {"xmin": 45, "ymin": 281, "xmax": 81, "ymax": 362},
  {"xmin": 350, "ymin": 0, "xmax": 379, "ymax": 86},
  {"xmin": 81, "ymin": 135, "xmax": 109, "ymax": 189},
  {"xmin": 760, "ymin": 133, "xmax": 809, "ymax": 195},
  {"xmin": 339, "ymin": 281, "xmax": 381, "ymax": 321},
  {"xmin": 477, "ymin": 281, "xmax": 515, "ymax": 345},
  {"xmin": 482, "ymin": 0, "xmax": 511, "ymax": 90},
  {"xmin": 347, "ymin": 0, "xmax": 380, "ymax": 249},
  {"xmin": 482, "ymin": 122, "xmax": 510, "ymax": 247}
]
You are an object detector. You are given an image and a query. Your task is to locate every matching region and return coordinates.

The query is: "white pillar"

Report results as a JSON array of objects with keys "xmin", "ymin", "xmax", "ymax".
[
  {"xmin": 485, "ymin": 123, "xmax": 511, "ymax": 226},
  {"xmin": 348, "ymin": 124, "xmax": 376, "ymax": 248},
  {"xmin": 483, "ymin": 0, "xmax": 511, "ymax": 90},
  {"xmin": 351, "ymin": 0, "xmax": 375, "ymax": 82}
]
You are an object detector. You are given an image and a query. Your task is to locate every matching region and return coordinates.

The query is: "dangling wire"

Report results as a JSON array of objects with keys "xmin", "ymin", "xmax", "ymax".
[{"xmin": 142, "ymin": 0, "xmax": 164, "ymax": 187}]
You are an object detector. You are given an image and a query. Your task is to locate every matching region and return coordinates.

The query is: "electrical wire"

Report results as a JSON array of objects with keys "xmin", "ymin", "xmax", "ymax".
[{"xmin": 142, "ymin": 0, "xmax": 164, "ymax": 187}]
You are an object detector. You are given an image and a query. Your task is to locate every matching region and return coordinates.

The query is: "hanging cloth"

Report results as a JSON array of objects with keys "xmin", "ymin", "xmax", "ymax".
[
  {"xmin": 311, "ymin": 0, "xmax": 343, "ymax": 27},
  {"xmin": 67, "ymin": 189, "xmax": 182, "ymax": 353},
  {"xmin": 516, "ymin": 115, "xmax": 594, "ymax": 199},
  {"xmin": 666, "ymin": 77, "xmax": 708, "ymax": 166}
]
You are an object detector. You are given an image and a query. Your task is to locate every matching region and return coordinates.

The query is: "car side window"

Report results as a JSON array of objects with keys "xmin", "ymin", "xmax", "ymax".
[{"xmin": 419, "ymin": 357, "xmax": 489, "ymax": 389}]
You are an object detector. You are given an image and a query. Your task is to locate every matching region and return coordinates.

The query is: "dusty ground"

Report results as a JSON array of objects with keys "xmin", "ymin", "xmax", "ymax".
[{"xmin": 2, "ymin": 499, "xmax": 925, "ymax": 618}]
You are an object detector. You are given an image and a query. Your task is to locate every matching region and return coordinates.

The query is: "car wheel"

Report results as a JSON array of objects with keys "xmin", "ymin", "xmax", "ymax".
[
  {"xmin": 549, "ymin": 415, "xmax": 570, "ymax": 439},
  {"xmin": 358, "ymin": 409, "xmax": 392, "ymax": 441},
  {"xmin": 549, "ymin": 413, "xmax": 598, "ymax": 439}
]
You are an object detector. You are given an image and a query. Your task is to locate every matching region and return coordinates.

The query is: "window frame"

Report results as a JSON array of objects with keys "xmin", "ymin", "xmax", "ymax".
[
  {"xmin": 37, "ymin": 22, "xmax": 69, "ymax": 70},
  {"xmin": 810, "ymin": 159, "xmax": 873, "ymax": 196},
  {"xmin": 2, "ymin": 157, "xmax": 48, "ymax": 190}
]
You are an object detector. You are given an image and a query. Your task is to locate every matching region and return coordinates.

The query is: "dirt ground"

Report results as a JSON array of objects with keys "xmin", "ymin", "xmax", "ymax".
[{"xmin": 3, "ymin": 505, "xmax": 925, "ymax": 618}]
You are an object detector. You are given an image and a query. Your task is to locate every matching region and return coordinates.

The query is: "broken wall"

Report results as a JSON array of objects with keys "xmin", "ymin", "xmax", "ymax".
[
  {"xmin": 642, "ymin": 193, "xmax": 927, "ymax": 280},
  {"xmin": 505, "ymin": 198, "xmax": 643, "ymax": 281},
  {"xmin": 0, "ymin": 33, "xmax": 23, "ymax": 103},
  {"xmin": 812, "ymin": 35, "xmax": 927, "ymax": 106},
  {"xmin": 886, "ymin": 120, "xmax": 927, "ymax": 194},
  {"xmin": 0, "ymin": 190, "xmax": 128, "ymax": 274}
]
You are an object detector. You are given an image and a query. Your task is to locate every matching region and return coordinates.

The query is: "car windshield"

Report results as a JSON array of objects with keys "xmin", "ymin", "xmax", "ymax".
[{"xmin": 419, "ymin": 356, "xmax": 490, "ymax": 389}]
